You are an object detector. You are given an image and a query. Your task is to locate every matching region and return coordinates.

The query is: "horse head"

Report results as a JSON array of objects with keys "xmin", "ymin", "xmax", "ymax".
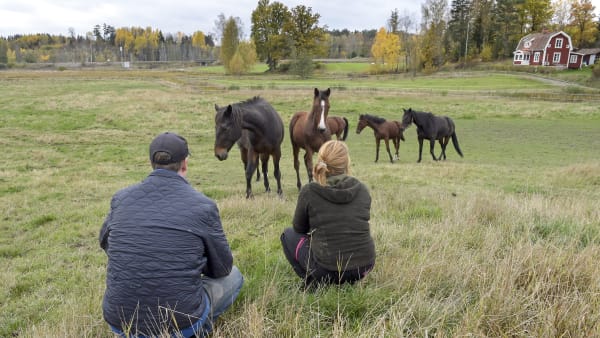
[
  {"xmin": 312, "ymin": 88, "xmax": 331, "ymax": 132},
  {"xmin": 401, "ymin": 108, "xmax": 414, "ymax": 129},
  {"xmin": 214, "ymin": 104, "xmax": 241, "ymax": 161},
  {"xmin": 356, "ymin": 114, "xmax": 367, "ymax": 134}
]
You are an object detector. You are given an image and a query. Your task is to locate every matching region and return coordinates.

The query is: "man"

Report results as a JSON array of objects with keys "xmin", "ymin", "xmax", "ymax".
[{"xmin": 99, "ymin": 132, "xmax": 243, "ymax": 337}]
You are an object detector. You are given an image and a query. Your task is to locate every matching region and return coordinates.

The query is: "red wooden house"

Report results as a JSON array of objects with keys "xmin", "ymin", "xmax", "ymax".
[{"xmin": 513, "ymin": 31, "xmax": 573, "ymax": 67}]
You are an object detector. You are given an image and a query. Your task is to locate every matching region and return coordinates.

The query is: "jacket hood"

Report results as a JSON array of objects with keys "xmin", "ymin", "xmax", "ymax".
[{"xmin": 309, "ymin": 174, "xmax": 363, "ymax": 204}]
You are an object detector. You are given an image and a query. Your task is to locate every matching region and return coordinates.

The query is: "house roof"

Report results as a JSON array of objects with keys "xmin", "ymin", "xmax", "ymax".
[
  {"xmin": 515, "ymin": 31, "xmax": 569, "ymax": 52},
  {"xmin": 571, "ymin": 48, "xmax": 600, "ymax": 56}
]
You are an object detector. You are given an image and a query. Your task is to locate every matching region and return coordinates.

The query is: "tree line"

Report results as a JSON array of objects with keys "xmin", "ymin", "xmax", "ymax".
[{"xmin": 0, "ymin": 0, "xmax": 598, "ymax": 74}]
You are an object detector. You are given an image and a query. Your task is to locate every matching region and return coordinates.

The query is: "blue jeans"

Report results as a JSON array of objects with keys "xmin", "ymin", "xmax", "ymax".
[{"xmin": 110, "ymin": 266, "xmax": 244, "ymax": 338}]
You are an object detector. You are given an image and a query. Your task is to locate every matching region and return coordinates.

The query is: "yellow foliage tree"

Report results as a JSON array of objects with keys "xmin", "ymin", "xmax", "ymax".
[
  {"xmin": 192, "ymin": 31, "xmax": 206, "ymax": 49},
  {"xmin": 370, "ymin": 27, "xmax": 401, "ymax": 73}
]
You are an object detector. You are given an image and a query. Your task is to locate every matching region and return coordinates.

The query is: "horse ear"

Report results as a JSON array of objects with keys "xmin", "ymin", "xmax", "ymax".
[
  {"xmin": 214, "ymin": 104, "xmax": 219, "ymax": 111},
  {"xmin": 314, "ymin": 88, "xmax": 319, "ymax": 97},
  {"xmin": 225, "ymin": 105, "xmax": 233, "ymax": 117},
  {"xmin": 324, "ymin": 88, "xmax": 331, "ymax": 97}
]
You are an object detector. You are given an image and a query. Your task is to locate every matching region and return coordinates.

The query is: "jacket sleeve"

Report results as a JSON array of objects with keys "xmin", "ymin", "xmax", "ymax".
[
  {"xmin": 201, "ymin": 203, "xmax": 234, "ymax": 278},
  {"xmin": 292, "ymin": 188, "xmax": 310, "ymax": 234},
  {"xmin": 99, "ymin": 196, "xmax": 116, "ymax": 251}
]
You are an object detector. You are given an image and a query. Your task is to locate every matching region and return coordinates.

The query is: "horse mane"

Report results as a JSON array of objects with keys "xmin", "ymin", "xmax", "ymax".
[{"xmin": 362, "ymin": 114, "xmax": 386, "ymax": 124}]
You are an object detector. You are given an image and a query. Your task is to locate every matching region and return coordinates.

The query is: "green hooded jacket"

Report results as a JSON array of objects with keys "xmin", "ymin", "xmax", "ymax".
[{"xmin": 292, "ymin": 174, "xmax": 376, "ymax": 271}]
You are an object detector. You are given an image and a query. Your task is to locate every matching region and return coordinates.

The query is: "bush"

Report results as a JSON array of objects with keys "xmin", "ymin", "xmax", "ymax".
[
  {"xmin": 591, "ymin": 65, "xmax": 600, "ymax": 80},
  {"xmin": 289, "ymin": 54, "xmax": 315, "ymax": 79}
]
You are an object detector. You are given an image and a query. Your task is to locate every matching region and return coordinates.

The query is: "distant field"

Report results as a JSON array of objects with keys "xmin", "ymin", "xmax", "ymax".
[{"xmin": 1, "ymin": 68, "xmax": 599, "ymax": 337}]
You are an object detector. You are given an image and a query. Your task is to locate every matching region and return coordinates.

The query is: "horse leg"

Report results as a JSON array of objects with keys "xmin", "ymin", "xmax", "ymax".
[
  {"xmin": 245, "ymin": 150, "xmax": 259, "ymax": 198},
  {"xmin": 375, "ymin": 138, "xmax": 380, "ymax": 162},
  {"xmin": 260, "ymin": 153, "xmax": 270, "ymax": 192},
  {"xmin": 304, "ymin": 150, "xmax": 314, "ymax": 183},
  {"xmin": 417, "ymin": 137, "xmax": 424, "ymax": 163},
  {"xmin": 273, "ymin": 150, "xmax": 283, "ymax": 196},
  {"xmin": 438, "ymin": 137, "xmax": 449, "ymax": 160},
  {"xmin": 429, "ymin": 139, "xmax": 438, "ymax": 161},
  {"xmin": 293, "ymin": 144, "xmax": 302, "ymax": 190},
  {"xmin": 385, "ymin": 138, "xmax": 393, "ymax": 163},
  {"xmin": 393, "ymin": 137, "xmax": 399, "ymax": 161}
]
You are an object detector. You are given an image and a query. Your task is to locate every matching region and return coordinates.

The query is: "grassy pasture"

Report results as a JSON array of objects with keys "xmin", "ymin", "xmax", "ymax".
[{"xmin": 1, "ymin": 68, "xmax": 599, "ymax": 337}]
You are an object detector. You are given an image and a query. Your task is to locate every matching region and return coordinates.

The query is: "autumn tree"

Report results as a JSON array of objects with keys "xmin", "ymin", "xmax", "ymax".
[
  {"xmin": 228, "ymin": 41, "xmax": 258, "ymax": 75},
  {"xmin": 370, "ymin": 27, "xmax": 401, "ymax": 73},
  {"xmin": 520, "ymin": 0, "xmax": 553, "ymax": 32},
  {"xmin": 421, "ymin": 0, "xmax": 448, "ymax": 72},
  {"xmin": 566, "ymin": 0, "xmax": 598, "ymax": 48},
  {"xmin": 221, "ymin": 17, "xmax": 240, "ymax": 73},
  {"xmin": 251, "ymin": 0, "xmax": 291, "ymax": 71},
  {"xmin": 285, "ymin": 5, "xmax": 327, "ymax": 57},
  {"xmin": 0, "ymin": 39, "xmax": 8, "ymax": 65}
]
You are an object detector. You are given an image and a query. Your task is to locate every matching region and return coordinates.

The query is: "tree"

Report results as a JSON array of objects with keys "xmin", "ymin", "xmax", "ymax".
[
  {"xmin": 388, "ymin": 9, "xmax": 400, "ymax": 33},
  {"xmin": 228, "ymin": 41, "xmax": 257, "ymax": 75},
  {"xmin": 285, "ymin": 5, "xmax": 326, "ymax": 57},
  {"xmin": 448, "ymin": 0, "xmax": 473, "ymax": 62},
  {"xmin": 566, "ymin": 0, "xmax": 598, "ymax": 48},
  {"xmin": 521, "ymin": 0, "xmax": 553, "ymax": 32},
  {"xmin": 214, "ymin": 13, "xmax": 244, "ymax": 45},
  {"xmin": 0, "ymin": 39, "xmax": 8, "ymax": 64},
  {"xmin": 491, "ymin": 0, "xmax": 522, "ymax": 58},
  {"xmin": 421, "ymin": 0, "xmax": 449, "ymax": 72},
  {"xmin": 553, "ymin": 0, "xmax": 572, "ymax": 30},
  {"xmin": 251, "ymin": 0, "xmax": 291, "ymax": 71},
  {"xmin": 221, "ymin": 17, "xmax": 240, "ymax": 73},
  {"xmin": 370, "ymin": 27, "xmax": 401, "ymax": 73}
]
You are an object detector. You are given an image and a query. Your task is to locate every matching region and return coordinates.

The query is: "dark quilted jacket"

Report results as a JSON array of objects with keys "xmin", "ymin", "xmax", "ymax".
[{"xmin": 99, "ymin": 169, "xmax": 233, "ymax": 335}]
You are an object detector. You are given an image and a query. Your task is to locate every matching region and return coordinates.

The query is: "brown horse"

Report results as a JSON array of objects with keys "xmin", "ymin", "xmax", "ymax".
[
  {"xmin": 356, "ymin": 114, "xmax": 405, "ymax": 163},
  {"xmin": 326, "ymin": 116, "xmax": 349, "ymax": 140},
  {"xmin": 214, "ymin": 97, "xmax": 284, "ymax": 198},
  {"xmin": 289, "ymin": 88, "xmax": 332, "ymax": 189}
]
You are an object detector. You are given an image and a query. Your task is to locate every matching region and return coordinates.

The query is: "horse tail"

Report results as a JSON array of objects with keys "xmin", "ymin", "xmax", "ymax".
[
  {"xmin": 451, "ymin": 132, "xmax": 463, "ymax": 157},
  {"xmin": 341, "ymin": 117, "xmax": 349, "ymax": 141}
]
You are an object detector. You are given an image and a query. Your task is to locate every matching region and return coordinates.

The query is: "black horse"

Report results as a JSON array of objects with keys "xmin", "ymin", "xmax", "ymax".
[
  {"xmin": 214, "ymin": 97, "xmax": 284, "ymax": 198},
  {"xmin": 401, "ymin": 108, "xmax": 463, "ymax": 163}
]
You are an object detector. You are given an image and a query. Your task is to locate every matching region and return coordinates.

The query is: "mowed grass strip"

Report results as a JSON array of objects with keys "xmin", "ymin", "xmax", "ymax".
[{"xmin": 0, "ymin": 69, "xmax": 599, "ymax": 337}]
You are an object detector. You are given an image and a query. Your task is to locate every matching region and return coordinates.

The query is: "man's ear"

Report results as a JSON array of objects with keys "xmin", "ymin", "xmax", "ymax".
[{"xmin": 179, "ymin": 157, "xmax": 189, "ymax": 176}]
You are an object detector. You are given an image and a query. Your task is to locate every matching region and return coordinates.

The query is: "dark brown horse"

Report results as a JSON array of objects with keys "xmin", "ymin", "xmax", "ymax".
[
  {"xmin": 289, "ymin": 88, "xmax": 332, "ymax": 189},
  {"xmin": 356, "ymin": 114, "xmax": 405, "ymax": 163},
  {"xmin": 401, "ymin": 108, "xmax": 463, "ymax": 163},
  {"xmin": 326, "ymin": 116, "xmax": 349, "ymax": 140},
  {"xmin": 214, "ymin": 97, "xmax": 284, "ymax": 198}
]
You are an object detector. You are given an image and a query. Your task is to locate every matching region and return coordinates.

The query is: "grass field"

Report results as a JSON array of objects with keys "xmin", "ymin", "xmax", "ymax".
[{"xmin": 1, "ymin": 66, "xmax": 599, "ymax": 337}]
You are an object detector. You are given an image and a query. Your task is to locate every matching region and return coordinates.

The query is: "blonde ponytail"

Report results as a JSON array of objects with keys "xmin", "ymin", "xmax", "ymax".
[{"xmin": 313, "ymin": 140, "xmax": 351, "ymax": 186}]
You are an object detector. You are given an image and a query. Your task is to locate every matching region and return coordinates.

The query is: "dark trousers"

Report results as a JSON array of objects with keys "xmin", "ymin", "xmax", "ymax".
[{"xmin": 280, "ymin": 227, "xmax": 373, "ymax": 286}]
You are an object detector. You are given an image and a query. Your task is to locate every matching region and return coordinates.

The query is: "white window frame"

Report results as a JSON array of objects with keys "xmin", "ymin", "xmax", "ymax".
[
  {"xmin": 555, "ymin": 38, "xmax": 563, "ymax": 48},
  {"xmin": 534, "ymin": 52, "xmax": 540, "ymax": 62},
  {"xmin": 553, "ymin": 52, "xmax": 561, "ymax": 63},
  {"xmin": 570, "ymin": 55, "xmax": 577, "ymax": 63}
]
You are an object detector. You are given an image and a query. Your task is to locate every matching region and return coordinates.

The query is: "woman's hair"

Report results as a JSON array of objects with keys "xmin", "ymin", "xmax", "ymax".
[{"xmin": 313, "ymin": 140, "xmax": 351, "ymax": 186}]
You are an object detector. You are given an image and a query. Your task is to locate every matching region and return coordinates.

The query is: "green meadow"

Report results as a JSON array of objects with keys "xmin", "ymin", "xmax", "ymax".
[{"xmin": 1, "ymin": 66, "xmax": 599, "ymax": 337}]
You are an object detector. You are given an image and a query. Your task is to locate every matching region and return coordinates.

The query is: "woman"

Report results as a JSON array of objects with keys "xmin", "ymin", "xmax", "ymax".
[{"xmin": 281, "ymin": 140, "xmax": 375, "ymax": 286}]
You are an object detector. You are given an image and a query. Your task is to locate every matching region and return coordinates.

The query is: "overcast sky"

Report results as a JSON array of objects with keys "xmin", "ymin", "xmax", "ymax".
[
  {"xmin": 0, "ymin": 0, "xmax": 426, "ymax": 37},
  {"xmin": 1, "ymin": 0, "xmax": 599, "ymax": 38}
]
